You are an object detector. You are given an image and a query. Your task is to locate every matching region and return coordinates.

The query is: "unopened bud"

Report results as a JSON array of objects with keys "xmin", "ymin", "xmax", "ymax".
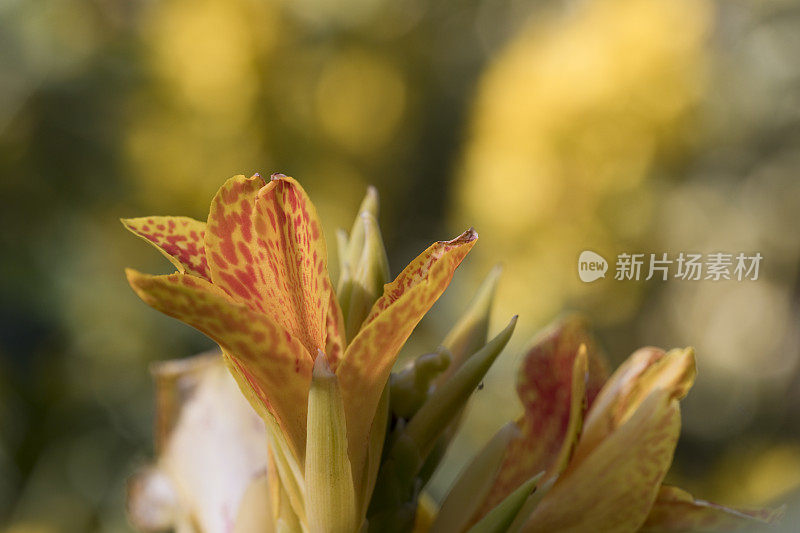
[
  {"xmin": 390, "ymin": 347, "xmax": 452, "ymax": 420},
  {"xmin": 344, "ymin": 212, "xmax": 390, "ymax": 341}
]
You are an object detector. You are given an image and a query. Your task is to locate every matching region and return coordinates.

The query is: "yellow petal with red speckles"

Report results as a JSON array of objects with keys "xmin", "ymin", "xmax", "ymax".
[
  {"xmin": 640, "ymin": 485, "xmax": 785, "ymax": 532},
  {"xmin": 521, "ymin": 390, "xmax": 680, "ymax": 533},
  {"xmin": 325, "ymin": 286, "xmax": 346, "ymax": 369},
  {"xmin": 205, "ymin": 174, "xmax": 333, "ymax": 357},
  {"xmin": 125, "ymin": 268, "xmax": 312, "ymax": 459},
  {"xmin": 337, "ymin": 228, "xmax": 478, "ymax": 493},
  {"xmin": 122, "ymin": 216, "xmax": 210, "ymax": 280},
  {"xmin": 573, "ymin": 346, "xmax": 695, "ymax": 465},
  {"xmin": 475, "ymin": 316, "xmax": 607, "ymax": 522}
]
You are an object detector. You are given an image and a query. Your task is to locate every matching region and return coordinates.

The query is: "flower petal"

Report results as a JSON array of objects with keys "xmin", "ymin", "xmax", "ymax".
[
  {"xmin": 640, "ymin": 485, "xmax": 785, "ymax": 532},
  {"xmin": 205, "ymin": 173, "xmax": 333, "ymax": 356},
  {"xmin": 476, "ymin": 316, "xmax": 607, "ymax": 520},
  {"xmin": 574, "ymin": 346, "xmax": 695, "ymax": 464},
  {"xmin": 128, "ymin": 353, "xmax": 267, "ymax": 533},
  {"xmin": 125, "ymin": 268, "xmax": 313, "ymax": 457},
  {"xmin": 234, "ymin": 476, "xmax": 275, "ymax": 533},
  {"xmin": 122, "ymin": 216, "xmax": 210, "ymax": 280},
  {"xmin": 522, "ymin": 390, "xmax": 681, "ymax": 532},
  {"xmin": 336, "ymin": 229, "xmax": 478, "ymax": 493},
  {"xmin": 325, "ymin": 285, "xmax": 346, "ymax": 369}
]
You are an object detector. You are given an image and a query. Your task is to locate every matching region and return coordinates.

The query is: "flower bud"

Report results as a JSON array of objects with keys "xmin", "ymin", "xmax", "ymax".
[
  {"xmin": 344, "ymin": 212, "xmax": 390, "ymax": 341},
  {"xmin": 390, "ymin": 347, "xmax": 452, "ymax": 420},
  {"xmin": 336, "ymin": 187, "xmax": 389, "ymax": 338}
]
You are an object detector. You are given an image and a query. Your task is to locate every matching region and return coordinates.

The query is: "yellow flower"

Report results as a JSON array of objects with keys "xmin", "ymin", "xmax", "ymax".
[
  {"xmin": 458, "ymin": 316, "xmax": 783, "ymax": 532},
  {"xmin": 123, "ymin": 173, "xmax": 477, "ymax": 530}
]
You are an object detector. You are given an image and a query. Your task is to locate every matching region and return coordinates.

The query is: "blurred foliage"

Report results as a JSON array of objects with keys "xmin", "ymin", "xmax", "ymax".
[{"xmin": 1, "ymin": 0, "xmax": 799, "ymax": 530}]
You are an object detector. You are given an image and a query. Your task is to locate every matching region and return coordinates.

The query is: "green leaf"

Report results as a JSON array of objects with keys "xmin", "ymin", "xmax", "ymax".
[
  {"xmin": 432, "ymin": 422, "xmax": 521, "ymax": 533},
  {"xmin": 437, "ymin": 265, "xmax": 502, "ymax": 385},
  {"xmin": 467, "ymin": 473, "xmax": 543, "ymax": 533},
  {"xmin": 404, "ymin": 315, "xmax": 517, "ymax": 460}
]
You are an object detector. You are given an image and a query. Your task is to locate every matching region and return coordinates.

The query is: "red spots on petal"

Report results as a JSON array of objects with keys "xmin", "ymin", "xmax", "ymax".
[
  {"xmin": 212, "ymin": 252, "xmax": 229, "ymax": 270},
  {"xmin": 239, "ymin": 199, "xmax": 253, "ymax": 242},
  {"xmin": 234, "ymin": 266, "xmax": 260, "ymax": 303},
  {"xmin": 221, "ymin": 239, "xmax": 239, "ymax": 265},
  {"xmin": 218, "ymin": 271, "xmax": 251, "ymax": 300},
  {"xmin": 237, "ymin": 241, "xmax": 253, "ymax": 264},
  {"xmin": 222, "ymin": 182, "xmax": 241, "ymax": 204},
  {"xmin": 124, "ymin": 216, "xmax": 211, "ymax": 280},
  {"xmin": 311, "ymin": 221, "xmax": 320, "ymax": 240},
  {"xmin": 254, "ymin": 216, "xmax": 266, "ymax": 236}
]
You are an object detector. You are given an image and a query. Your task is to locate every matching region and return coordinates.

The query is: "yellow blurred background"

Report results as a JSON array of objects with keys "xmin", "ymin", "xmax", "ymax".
[{"xmin": 1, "ymin": 0, "xmax": 799, "ymax": 530}]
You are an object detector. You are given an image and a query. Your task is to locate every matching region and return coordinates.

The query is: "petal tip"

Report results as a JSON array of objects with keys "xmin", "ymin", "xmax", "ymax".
[
  {"xmin": 270, "ymin": 172, "xmax": 289, "ymax": 181},
  {"xmin": 451, "ymin": 227, "xmax": 478, "ymax": 245}
]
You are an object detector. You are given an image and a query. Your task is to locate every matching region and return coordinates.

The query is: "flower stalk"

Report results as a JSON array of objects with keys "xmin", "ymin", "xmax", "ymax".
[{"xmin": 306, "ymin": 353, "xmax": 358, "ymax": 533}]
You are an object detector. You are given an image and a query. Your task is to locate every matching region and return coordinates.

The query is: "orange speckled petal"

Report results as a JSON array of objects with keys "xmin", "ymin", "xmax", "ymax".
[
  {"xmin": 122, "ymin": 216, "xmax": 210, "ymax": 280},
  {"xmin": 640, "ymin": 485, "xmax": 785, "ymax": 532},
  {"xmin": 325, "ymin": 287, "xmax": 346, "ymax": 369},
  {"xmin": 205, "ymin": 174, "xmax": 332, "ymax": 357},
  {"xmin": 125, "ymin": 268, "xmax": 312, "ymax": 458},
  {"xmin": 337, "ymin": 229, "xmax": 478, "ymax": 491},
  {"xmin": 475, "ymin": 316, "xmax": 607, "ymax": 521},
  {"xmin": 522, "ymin": 390, "xmax": 681, "ymax": 533}
]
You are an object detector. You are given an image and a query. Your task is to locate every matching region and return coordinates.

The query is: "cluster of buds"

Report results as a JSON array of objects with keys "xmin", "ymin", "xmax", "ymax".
[{"xmin": 123, "ymin": 174, "xmax": 782, "ymax": 532}]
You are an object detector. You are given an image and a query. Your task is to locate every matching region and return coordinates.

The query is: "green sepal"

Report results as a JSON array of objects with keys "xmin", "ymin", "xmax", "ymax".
[{"xmin": 466, "ymin": 472, "xmax": 544, "ymax": 533}]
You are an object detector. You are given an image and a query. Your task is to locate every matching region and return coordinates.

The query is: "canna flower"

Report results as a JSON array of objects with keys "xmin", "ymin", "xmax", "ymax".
[
  {"xmin": 123, "ymin": 173, "xmax": 478, "ymax": 530},
  {"xmin": 442, "ymin": 315, "xmax": 783, "ymax": 532},
  {"xmin": 125, "ymin": 174, "xmax": 780, "ymax": 533}
]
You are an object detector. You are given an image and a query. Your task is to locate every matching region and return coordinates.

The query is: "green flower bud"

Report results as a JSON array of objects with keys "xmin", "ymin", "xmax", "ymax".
[{"xmin": 390, "ymin": 347, "xmax": 452, "ymax": 420}]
